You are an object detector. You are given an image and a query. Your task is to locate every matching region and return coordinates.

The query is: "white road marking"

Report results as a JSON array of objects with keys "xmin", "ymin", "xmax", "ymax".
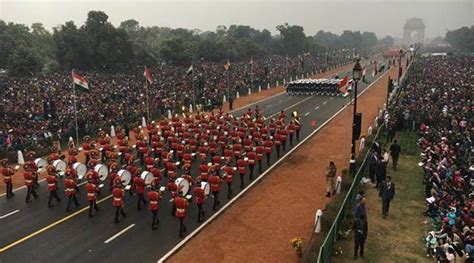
[
  {"xmin": 157, "ymin": 65, "xmax": 392, "ymax": 263},
  {"xmin": 315, "ymin": 106, "xmax": 320, "ymax": 110},
  {"xmin": 330, "ymin": 97, "xmax": 334, "ymax": 100},
  {"xmin": 0, "ymin": 210, "xmax": 20, "ymax": 219},
  {"xmin": 266, "ymin": 104, "xmax": 272, "ymax": 108},
  {"xmin": 304, "ymin": 112, "xmax": 310, "ymax": 116},
  {"xmin": 104, "ymin": 224, "xmax": 136, "ymax": 244},
  {"xmin": 323, "ymin": 101, "xmax": 327, "ymax": 105},
  {"xmin": 267, "ymin": 96, "xmax": 315, "ymax": 119}
]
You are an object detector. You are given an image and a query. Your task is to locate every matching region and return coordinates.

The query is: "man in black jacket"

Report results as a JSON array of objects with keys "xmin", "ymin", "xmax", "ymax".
[
  {"xmin": 389, "ymin": 140, "xmax": 401, "ymax": 171},
  {"xmin": 353, "ymin": 213, "xmax": 368, "ymax": 260},
  {"xmin": 380, "ymin": 176, "xmax": 396, "ymax": 218}
]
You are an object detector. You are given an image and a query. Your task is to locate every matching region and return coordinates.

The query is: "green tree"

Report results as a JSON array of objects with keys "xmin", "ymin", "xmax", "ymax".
[{"xmin": 7, "ymin": 44, "xmax": 42, "ymax": 76}]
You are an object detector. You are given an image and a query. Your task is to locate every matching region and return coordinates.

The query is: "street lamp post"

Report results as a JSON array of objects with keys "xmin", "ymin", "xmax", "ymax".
[{"xmin": 351, "ymin": 59, "xmax": 362, "ymax": 157}]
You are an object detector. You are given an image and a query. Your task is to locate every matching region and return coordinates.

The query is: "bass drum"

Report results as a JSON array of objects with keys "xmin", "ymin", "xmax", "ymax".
[
  {"xmin": 34, "ymin": 158, "xmax": 47, "ymax": 172},
  {"xmin": 73, "ymin": 162, "xmax": 87, "ymax": 180},
  {"xmin": 140, "ymin": 171, "xmax": 153, "ymax": 186},
  {"xmin": 175, "ymin": 178, "xmax": 190, "ymax": 196},
  {"xmin": 53, "ymin": 159, "xmax": 67, "ymax": 176},
  {"xmin": 201, "ymin": 182, "xmax": 210, "ymax": 198},
  {"xmin": 118, "ymin": 169, "xmax": 132, "ymax": 186},
  {"xmin": 94, "ymin": 164, "xmax": 109, "ymax": 181}
]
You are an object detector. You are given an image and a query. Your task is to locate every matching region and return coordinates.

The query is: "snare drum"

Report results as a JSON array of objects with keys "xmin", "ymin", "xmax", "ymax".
[
  {"xmin": 94, "ymin": 164, "xmax": 109, "ymax": 181},
  {"xmin": 175, "ymin": 178, "xmax": 190, "ymax": 196},
  {"xmin": 118, "ymin": 169, "xmax": 132, "ymax": 185},
  {"xmin": 73, "ymin": 162, "xmax": 87, "ymax": 179},
  {"xmin": 140, "ymin": 171, "xmax": 153, "ymax": 186},
  {"xmin": 34, "ymin": 158, "xmax": 47, "ymax": 172},
  {"xmin": 201, "ymin": 182, "xmax": 210, "ymax": 198},
  {"xmin": 53, "ymin": 159, "xmax": 67, "ymax": 176}
]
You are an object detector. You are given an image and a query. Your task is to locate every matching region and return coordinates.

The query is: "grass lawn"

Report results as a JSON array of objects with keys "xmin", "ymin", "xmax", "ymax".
[{"xmin": 330, "ymin": 132, "xmax": 431, "ymax": 262}]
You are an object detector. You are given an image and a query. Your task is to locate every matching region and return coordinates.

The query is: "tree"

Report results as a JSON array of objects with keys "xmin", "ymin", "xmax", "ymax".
[
  {"xmin": 7, "ymin": 44, "xmax": 42, "ymax": 76},
  {"xmin": 275, "ymin": 23, "xmax": 307, "ymax": 55},
  {"xmin": 446, "ymin": 26, "xmax": 474, "ymax": 52}
]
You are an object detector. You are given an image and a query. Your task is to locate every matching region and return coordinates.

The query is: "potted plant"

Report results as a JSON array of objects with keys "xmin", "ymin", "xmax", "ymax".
[{"xmin": 290, "ymin": 237, "xmax": 304, "ymax": 256}]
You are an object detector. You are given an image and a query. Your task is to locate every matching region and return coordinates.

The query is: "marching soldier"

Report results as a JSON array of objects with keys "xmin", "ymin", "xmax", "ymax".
[
  {"xmin": 24, "ymin": 163, "xmax": 38, "ymax": 203},
  {"xmin": 46, "ymin": 172, "xmax": 61, "ymax": 207},
  {"xmin": 287, "ymin": 121, "xmax": 296, "ymax": 146},
  {"xmin": 167, "ymin": 178, "xmax": 178, "ymax": 216},
  {"xmin": 86, "ymin": 182, "xmax": 100, "ymax": 217},
  {"xmin": 274, "ymin": 131, "xmax": 282, "ymax": 158},
  {"xmin": 85, "ymin": 170, "xmax": 101, "ymax": 196},
  {"xmin": 256, "ymin": 142, "xmax": 265, "ymax": 173},
  {"xmin": 279, "ymin": 127, "xmax": 288, "ymax": 152},
  {"xmin": 82, "ymin": 136, "xmax": 92, "ymax": 164},
  {"xmin": 264, "ymin": 137, "xmax": 272, "ymax": 166},
  {"xmin": 147, "ymin": 184, "xmax": 162, "ymax": 229},
  {"xmin": 223, "ymin": 163, "xmax": 234, "ymax": 199},
  {"xmin": 247, "ymin": 149, "xmax": 256, "ymax": 180},
  {"xmin": 1, "ymin": 159, "xmax": 14, "ymax": 198},
  {"xmin": 65, "ymin": 174, "xmax": 80, "ymax": 211},
  {"xmin": 112, "ymin": 185, "xmax": 127, "ymax": 224},
  {"xmin": 193, "ymin": 184, "xmax": 205, "ymax": 222},
  {"xmin": 26, "ymin": 151, "xmax": 39, "ymax": 188},
  {"xmin": 133, "ymin": 174, "xmax": 147, "ymax": 210},
  {"xmin": 237, "ymin": 157, "xmax": 247, "ymax": 189},
  {"xmin": 174, "ymin": 194, "xmax": 189, "ymax": 237},
  {"xmin": 295, "ymin": 116, "xmax": 302, "ymax": 141},
  {"xmin": 209, "ymin": 172, "xmax": 222, "ymax": 211}
]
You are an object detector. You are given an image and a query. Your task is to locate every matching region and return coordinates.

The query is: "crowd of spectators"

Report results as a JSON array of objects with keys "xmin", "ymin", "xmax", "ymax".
[
  {"xmin": 0, "ymin": 54, "xmax": 352, "ymax": 151},
  {"xmin": 388, "ymin": 54, "xmax": 473, "ymax": 262}
]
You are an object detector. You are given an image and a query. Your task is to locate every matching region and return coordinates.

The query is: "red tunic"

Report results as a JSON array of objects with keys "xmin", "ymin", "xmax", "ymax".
[
  {"xmin": 64, "ymin": 178, "xmax": 76, "ymax": 196},
  {"xmin": 237, "ymin": 159, "xmax": 247, "ymax": 175},
  {"xmin": 147, "ymin": 191, "xmax": 161, "ymax": 211},
  {"xmin": 46, "ymin": 175, "xmax": 58, "ymax": 191},
  {"xmin": 23, "ymin": 172, "xmax": 33, "ymax": 187},
  {"xmin": 247, "ymin": 151, "xmax": 256, "ymax": 166},
  {"xmin": 256, "ymin": 146, "xmax": 264, "ymax": 160},
  {"xmin": 209, "ymin": 175, "xmax": 220, "ymax": 192},
  {"xmin": 264, "ymin": 140, "xmax": 273, "ymax": 154},
  {"xmin": 133, "ymin": 176, "xmax": 146, "ymax": 194},
  {"xmin": 112, "ymin": 188, "xmax": 124, "ymax": 207},
  {"xmin": 174, "ymin": 197, "xmax": 188, "ymax": 218},
  {"xmin": 86, "ymin": 183, "xmax": 97, "ymax": 201},
  {"xmin": 2, "ymin": 167, "xmax": 13, "ymax": 183},
  {"xmin": 194, "ymin": 186, "xmax": 205, "ymax": 205},
  {"xmin": 224, "ymin": 166, "xmax": 234, "ymax": 183}
]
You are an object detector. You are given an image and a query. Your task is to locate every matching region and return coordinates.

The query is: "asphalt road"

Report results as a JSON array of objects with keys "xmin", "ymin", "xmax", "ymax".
[{"xmin": 0, "ymin": 62, "xmax": 389, "ymax": 263}]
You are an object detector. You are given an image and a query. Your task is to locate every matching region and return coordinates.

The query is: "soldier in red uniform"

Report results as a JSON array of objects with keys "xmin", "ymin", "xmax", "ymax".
[
  {"xmin": 287, "ymin": 121, "xmax": 296, "ymax": 146},
  {"xmin": 208, "ymin": 173, "xmax": 222, "ymax": 210},
  {"xmin": 199, "ymin": 163, "xmax": 210, "ymax": 182},
  {"xmin": 26, "ymin": 151, "xmax": 39, "ymax": 188},
  {"xmin": 279, "ymin": 127, "xmax": 288, "ymax": 152},
  {"xmin": 193, "ymin": 184, "xmax": 205, "ymax": 222},
  {"xmin": 82, "ymin": 135, "xmax": 92, "ymax": 164},
  {"xmin": 264, "ymin": 138, "xmax": 272, "ymax": 165},
  {"xmin": 46, "ymin": 173, "xmax": 61, "ymax": 207},
  {"xmin": 174, "ymin": 195, "xmax": 189, "ymax": 237},
  {"xmin": 167, "ymin": 179, "xmax": 178, "ymax": 216},
  {"xmin": 65, "ymin": 175, "xmax": 80, "ymax": 211},
  {"xmin": 237, "ymin": 158, "xmax": 247, "ymax": 189},
  {"xmin": 295, "ymin": 116, "xmax": 302, "ymax": 141},
  {"xmin": 147, "ymin": 187, "xmax": 162, "ymax": 229},
  {"xmin": 1, "ymin": 159, "xmax": 14, "ymax": 198},
  {"xmin": 223, "ymin": 164, "xmax": 234, "ymax": 199},
  {"xmin": 247, "ymin": 150, "xmax": 257, "ymax": 180},
  {"xmin": 24, "ymin": 163, "xmax": 38, "ymax": 203},
  {"xmin": 86, "ymin": 182, "xmax": 100, "ymax": 217},
  {"xmin": 274, "ymin": 131, "xmax": 282, "ymax": 158},
  {"xmin": 133, "ymin": 175, "xmax": 147, "ymax": 210},
  {"xmin": 112, "ymin": 186, "xmax": 127, "ymax": 224},
  {"xmin": 256, "ymin": 143, "xmax": 265, "ymax": 173},
  {"xmin": 108, "ymin": 163, "xmax": 119, "ymax": 191}
]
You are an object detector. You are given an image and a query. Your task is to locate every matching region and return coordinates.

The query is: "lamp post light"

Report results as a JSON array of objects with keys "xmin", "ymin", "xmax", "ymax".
[{"xmin": 351, "ymin": 59, "xmax": 362, "ymax": 157}]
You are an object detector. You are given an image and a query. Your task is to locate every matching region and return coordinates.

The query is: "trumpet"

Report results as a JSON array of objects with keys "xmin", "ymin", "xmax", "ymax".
[{"xmin": 292, "ymin": 110, "xmax": 302, "ymax": 126}]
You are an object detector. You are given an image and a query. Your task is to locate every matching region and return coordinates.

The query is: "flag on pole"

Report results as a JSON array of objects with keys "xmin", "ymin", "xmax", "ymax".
[
  {"xmin": 71, "ymin": 70, "xmax": 89, "ymax": 92},
  {"xmin": 186, "ymin": 64, "xmax": 193, "ymax": 75},
  {"xmin": 249, "ymin": 58, "xmax": 253, "ymax": 65},
  {"xmin": 224, "ymin": 60, "xmax": 231, "ymax": 71},
  {"xmin": 338, "ymin": 76, "xmax": 349, "ymax": 94},
  {"xmin": 143, "ymin": 67, "xmax": 153, "ymax": 84}
]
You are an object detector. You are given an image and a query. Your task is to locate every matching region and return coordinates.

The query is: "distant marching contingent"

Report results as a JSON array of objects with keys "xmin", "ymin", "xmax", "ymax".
[{"xmin": 1, "ymin": 106, "xmax": 302, "ymax": 237}]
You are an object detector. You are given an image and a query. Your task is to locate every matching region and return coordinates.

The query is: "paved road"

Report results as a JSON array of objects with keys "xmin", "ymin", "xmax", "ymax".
[{"xmin": 0, "ymin": 62, "xmax": 389, "ymax": 263}]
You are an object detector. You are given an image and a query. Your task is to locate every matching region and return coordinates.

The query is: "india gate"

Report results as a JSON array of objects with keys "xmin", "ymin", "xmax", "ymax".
[{"xmin": 403, "ymin": 17, "xmax": 425, "ymax": 46}]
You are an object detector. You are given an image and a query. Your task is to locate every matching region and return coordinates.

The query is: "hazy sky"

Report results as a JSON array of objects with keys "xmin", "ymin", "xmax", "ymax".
[{"xmin": 1, "ymin": 0, "xmax": 473, "ymax": 39}]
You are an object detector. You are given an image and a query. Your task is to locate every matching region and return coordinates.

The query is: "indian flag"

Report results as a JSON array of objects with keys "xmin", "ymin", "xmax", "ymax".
[
  {"xmin": 72, "ymin": 70, "xmax": 89, "ymax": 92},
  {"xmin": 143, "ymin": 67, "xmax": 153, "ymax": 84}
]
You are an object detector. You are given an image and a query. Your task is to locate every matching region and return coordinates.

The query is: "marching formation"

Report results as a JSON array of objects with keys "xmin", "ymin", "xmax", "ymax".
[{"xmin": 1, "ymin": 106, "xmax": 302, "ymax": 237}]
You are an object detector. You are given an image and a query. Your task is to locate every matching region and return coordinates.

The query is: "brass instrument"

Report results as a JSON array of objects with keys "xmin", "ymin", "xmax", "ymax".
[{"xmin": 292, "ymin": 110, "xmax": 302, "ymax": 126}]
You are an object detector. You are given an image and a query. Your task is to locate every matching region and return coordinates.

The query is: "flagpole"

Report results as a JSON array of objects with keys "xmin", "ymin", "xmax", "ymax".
[
  {"xmin": 72, "ymin": 82, "xmax": 80, "ymax": 146},
  {"xmin": 250, "ymin": 58, "xmax": 254, "ymax": 92},
  {"xmin": 144, "ymin": 78, "xmax": 150, "ymax": 122}
]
